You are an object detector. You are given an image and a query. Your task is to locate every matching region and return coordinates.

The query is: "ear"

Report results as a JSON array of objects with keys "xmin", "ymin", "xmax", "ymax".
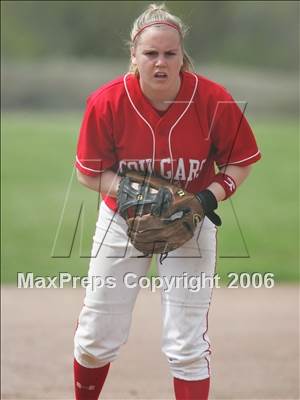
[{"xmin": 131, "ymin": 47, "xmax": 137, "ymax": 65}]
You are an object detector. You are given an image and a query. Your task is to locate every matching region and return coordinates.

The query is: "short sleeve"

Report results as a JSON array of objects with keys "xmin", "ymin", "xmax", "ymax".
[
  {"xmin": 75, "ymin": 95, "xmax": 116, "ymax": 176},
  {"xmin": 210, "ymin": 88, "xmax": 261, "ymax": 168}
]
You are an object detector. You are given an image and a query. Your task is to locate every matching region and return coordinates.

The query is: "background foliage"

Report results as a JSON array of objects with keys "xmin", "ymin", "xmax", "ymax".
[
  {"xmin": 1, "ymin": 1, "xmax": 299, "ymax": 283},
  {"xmin": 2, "ymin": 1, "xmax": 299, "ymax": 71},
  {"xmin": 2, "ymin": 113, "xmax": 298, "ymax": 283}
]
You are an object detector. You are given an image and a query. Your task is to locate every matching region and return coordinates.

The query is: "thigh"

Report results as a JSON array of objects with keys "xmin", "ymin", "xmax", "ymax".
[
  {"xmin": 158, "ymin": 218, "xmax": 217, "ymax": 357},
  {"xmin": 158, "ymin": 217, "xmax": 217, "ymax": 297},
  {"xmin": 85, "ymin": 201, "xmax": 152, "ymax": 310},
  {"xmin": 74, "ymin": 203, "xmax": 150, "ymax": 368},
  {"xmin": 74, "ymin": 202, "xmax": 152, "ymax": 367}
]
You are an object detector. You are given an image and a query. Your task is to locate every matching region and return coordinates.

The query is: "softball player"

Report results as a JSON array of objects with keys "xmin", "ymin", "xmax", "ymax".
[{"xmin": 73, "ymin": 3, "xmax": 261, "ymax": 399}]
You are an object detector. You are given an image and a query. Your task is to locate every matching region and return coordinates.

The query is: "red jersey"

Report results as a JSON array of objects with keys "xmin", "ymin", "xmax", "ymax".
[{"xmin": 75, "ymin": 71, "xmax": 261, "ymax": 210}]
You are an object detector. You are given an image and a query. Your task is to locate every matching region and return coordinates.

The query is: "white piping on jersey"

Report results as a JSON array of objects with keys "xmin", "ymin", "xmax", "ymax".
[
  {"xmin": 76, "ymin": 155, "xmax": 103, "ymax": 173},
  {"xmin": 168, "ymin": 73, "xmax": 198, "ymax": 181},
  {"xmin": 123, "ymin": 73, "xmax": 156, "ymax": 166},
  {"xmin": 124, "ymin": 72, "xmax": 198, "ymax": 180},
  {"xmin": 218, "ymin": 150, "xmax": 260, "ymax": 168}
]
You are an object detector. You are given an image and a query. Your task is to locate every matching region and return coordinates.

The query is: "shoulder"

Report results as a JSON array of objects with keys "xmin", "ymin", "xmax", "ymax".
[{"xmin": 184, "ymin": 71, "xmax": 232, "ymax": 101}]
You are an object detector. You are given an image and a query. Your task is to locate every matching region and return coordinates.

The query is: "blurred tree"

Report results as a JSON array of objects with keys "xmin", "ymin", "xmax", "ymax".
[{"xmin": 1, "ymin": 0, "xmax": 299, "ymax": 70}]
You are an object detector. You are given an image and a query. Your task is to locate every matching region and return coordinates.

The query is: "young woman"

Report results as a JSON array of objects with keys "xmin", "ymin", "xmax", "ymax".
[{"xmin": 74, "ymin": 3, "xmax": 261, "ymax": 399}]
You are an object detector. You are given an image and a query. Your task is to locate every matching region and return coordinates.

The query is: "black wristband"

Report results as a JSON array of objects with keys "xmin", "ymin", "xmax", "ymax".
[
  {"xmin": 196, "ymin": 190, "xmax": 222, "ymax": 226},
  {"xmin": 196, "ymin": 189, "xmax": 218, "ymax": 213}
]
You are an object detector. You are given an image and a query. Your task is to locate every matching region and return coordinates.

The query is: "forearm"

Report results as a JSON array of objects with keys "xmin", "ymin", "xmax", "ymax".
[
  {"xmin": 77, "ymin": 165, "xmax": 252, "ymax": 203},
  {"xmin": 76, "ymin": 169, "xmax": 121, "ymax": 197},
  {"xmin": 207, "ymin": 165, "xmax": 252, "ymax": 202}
]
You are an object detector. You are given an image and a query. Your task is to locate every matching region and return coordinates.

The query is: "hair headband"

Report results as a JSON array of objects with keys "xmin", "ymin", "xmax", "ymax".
[{"xmin": 133, "ymin": 21, "xmax": 181, "ymax": 42}]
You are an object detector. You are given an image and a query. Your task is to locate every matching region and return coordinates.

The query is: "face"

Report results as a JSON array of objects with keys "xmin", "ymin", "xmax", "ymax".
[{"xmin": 131, "ymin": 26, "xmax": 184, "ymax": 98}]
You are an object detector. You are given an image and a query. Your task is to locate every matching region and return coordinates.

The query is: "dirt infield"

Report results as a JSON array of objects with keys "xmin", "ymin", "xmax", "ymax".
[{"xmin": 1, "ymin": 285, "xmax": 299, "ymax": 400}]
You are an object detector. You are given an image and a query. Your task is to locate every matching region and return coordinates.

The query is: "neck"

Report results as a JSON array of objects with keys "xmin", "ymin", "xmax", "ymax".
[{"xmin": 140, "ymin": 76, "xmax": 181, "ymax": 111}]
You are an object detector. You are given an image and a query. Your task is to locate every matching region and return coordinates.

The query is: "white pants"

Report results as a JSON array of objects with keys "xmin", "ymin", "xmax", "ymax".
[{"xmin": 74, "ymin": 201, "xmax": 217, "ymax": 381}]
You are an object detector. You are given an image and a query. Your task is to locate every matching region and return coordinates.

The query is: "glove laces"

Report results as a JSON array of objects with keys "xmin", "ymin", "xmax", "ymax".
[{"xmin": 159, "ymin": 252, "xmax": 169, "ymax": 264}]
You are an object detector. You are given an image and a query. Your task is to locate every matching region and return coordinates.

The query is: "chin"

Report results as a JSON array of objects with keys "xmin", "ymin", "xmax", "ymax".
[{"xmin": 152, "ymin": 77, "xmax": 170, "ymax": 85}]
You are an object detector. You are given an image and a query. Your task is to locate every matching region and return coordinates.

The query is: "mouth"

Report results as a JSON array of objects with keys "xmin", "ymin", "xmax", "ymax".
[{"xmin": 154, "ymin": 71, "xmax": 168, "ymax": 79}]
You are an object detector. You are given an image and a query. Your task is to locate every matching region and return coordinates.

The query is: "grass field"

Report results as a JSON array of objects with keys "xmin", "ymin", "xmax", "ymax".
[{"xmin": 1, "ymin": 112, "xmax": 299, "ymax": 284}]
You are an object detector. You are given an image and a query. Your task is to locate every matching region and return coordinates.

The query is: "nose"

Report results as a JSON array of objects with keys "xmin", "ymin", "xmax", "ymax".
[{"xmin": 155, "ymin": 56, "xmax": 167, "ymax": 66}]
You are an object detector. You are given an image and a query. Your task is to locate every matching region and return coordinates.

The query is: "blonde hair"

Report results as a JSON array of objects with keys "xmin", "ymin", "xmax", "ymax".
[{"xmin": 128, "ymin": 3, "xmax": 194, "ymax": 74}]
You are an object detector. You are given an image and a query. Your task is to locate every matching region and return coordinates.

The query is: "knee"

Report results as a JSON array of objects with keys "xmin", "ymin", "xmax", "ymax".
[
  {"xmin": 74, "ymin": 303, "xmax": 131, "ymax": 368},
  {"xmin": 74, "ymin": 346, "xmax": 116, "ymax": 368},
  {"xmin": 74, "ymin": 321, "xmax": 122, "ymax": 368},
  {"xmin": 163, "ymin": 348, "xmax": 211, "ymax": 380},
  {"xmin": 74, "ymin": 332, "xmax": 120, "ymax": 368}
]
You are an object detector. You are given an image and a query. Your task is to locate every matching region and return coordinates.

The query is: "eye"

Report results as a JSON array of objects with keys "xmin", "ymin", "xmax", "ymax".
[
  {"xmin": 144, "ymin": 51, "xmax": 157, "ymax": 56},
  {"xmin": 165, "ymin": 51, "xmax": 176, "ymax": 56}
]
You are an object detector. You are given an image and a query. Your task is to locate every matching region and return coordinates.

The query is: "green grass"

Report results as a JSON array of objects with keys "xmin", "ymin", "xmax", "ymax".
[{"xmin": 1, "ymin": 112, "xmax": 299, "ymax": 284}]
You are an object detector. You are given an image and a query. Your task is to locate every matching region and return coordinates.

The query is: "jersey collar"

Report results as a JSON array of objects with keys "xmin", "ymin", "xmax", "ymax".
[{"xmin": 123, "ymin": 71, "xmax": 198, "ymax": 130}]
